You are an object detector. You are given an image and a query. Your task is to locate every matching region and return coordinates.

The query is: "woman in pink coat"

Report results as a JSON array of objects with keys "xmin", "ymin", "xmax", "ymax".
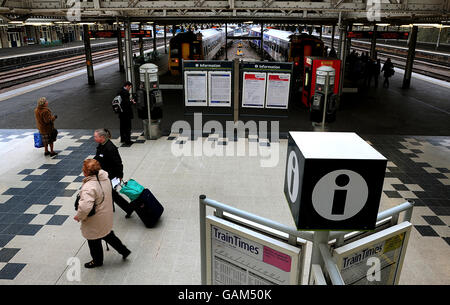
[{"xmin": 74, "ymin": 159, "xmax": 131, "ymax": 269}]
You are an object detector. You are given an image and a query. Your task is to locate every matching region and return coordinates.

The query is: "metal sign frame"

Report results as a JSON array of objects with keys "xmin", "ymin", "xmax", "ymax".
[
  {"xmin": 206, "ymin": 215, "xmax": 303, "ymax": 285},
  {"xmin": 333, "ymin": 221, "xmax": 412, "ymax": 285}
]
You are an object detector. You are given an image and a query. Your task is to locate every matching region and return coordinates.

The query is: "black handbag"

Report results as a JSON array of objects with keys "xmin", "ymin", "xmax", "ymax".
[
  {"xmin": 51, "ymin": 128, "xmax": 58, "ymax": 142},
  {"xmin": 74, "ymin": 174, "xmax": 104, "ymax": 217}
]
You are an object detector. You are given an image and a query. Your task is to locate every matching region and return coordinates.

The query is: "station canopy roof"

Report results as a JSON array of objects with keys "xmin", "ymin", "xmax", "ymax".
[{"xmin": 0, "ymin": 0, "xmax": 448, "ymax": 25}]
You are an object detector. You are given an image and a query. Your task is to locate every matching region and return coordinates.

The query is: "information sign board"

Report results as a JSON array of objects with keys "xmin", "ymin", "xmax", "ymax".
[
  {"xmin": 333, "ymin": 221, "xmax": 412, "ymax": 285},
  {"xmin": 206, "ymin": 216, "xmax": 303, "ymax": 285},
  {"xmin": 265, "ymin": 73, "xmax": 290, "ymax": 109},
  {"xmin": 242, "ymin": 72, "xmax": 266, "ymax": 108},
  {"xmin": 209, "ymin": 71, "xmax": 232, "ymax": 107},
  {"xmin": 184, "ymin": 71, "xmax": 208, "ymax": 107}
]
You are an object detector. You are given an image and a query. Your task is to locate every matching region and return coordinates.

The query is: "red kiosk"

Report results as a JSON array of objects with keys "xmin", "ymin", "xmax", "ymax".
[{"xmin": 302, "ymin": 57, "xmax": 341, "ymax": 107}]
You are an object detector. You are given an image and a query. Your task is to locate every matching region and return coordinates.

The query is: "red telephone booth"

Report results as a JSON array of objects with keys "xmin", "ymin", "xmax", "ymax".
[{"xmin": 302, "ymin": 57, "xmax": 341, "ymax": 107}]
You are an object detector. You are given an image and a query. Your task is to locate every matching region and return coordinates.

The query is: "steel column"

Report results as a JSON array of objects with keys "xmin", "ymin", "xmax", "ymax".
[
  {"xmin": 124, "ymin": 20, "xmax": 134, "ymax": 92},
  {"xmin": 402, "ymin": 25, "xmax": 418, "ymax": 89},
  {"xmin": 225, "ymin": 22, "xmax": 228, "ymax": 60},
  {"xmin": 116, "ymin": 18, "xmax": 125, "ymax": 72},
  {"xmin": 331, "ymin": 25, "xmax": 335, "ymax": 51},
  {"xmin": 370, "ymin": 24, "xmax": 377, "ymax": 59},
  {"xmin": 139, "ymin": 23, "xmax": 144, "ymax": 58},
  {"xmin": 164, "ymin": 25, "xmax": 167, "ymax": 54},
  {"xmin": 153, "ymin": 23, "xmax": 157, "ymax": 54},
  {"xmin": 82, "ymin": 24, "xmax": 95, "ymax": 85},
  {"xmin": 260, "ymin": 23, "xmax": 264, "ymax": 57},
  {"xmin": 338, "ymin": 24, "xmax": 348, "ymax": 97}
]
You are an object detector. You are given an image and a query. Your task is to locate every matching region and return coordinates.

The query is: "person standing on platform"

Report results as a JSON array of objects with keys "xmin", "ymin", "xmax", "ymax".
[
  {"xmin": 74, "ymin": 159, "xmax": 131, "ymax": 269},
  {"xmin": 93, "ymin": 128, "xmax": 134, "ymax": 218},
  {"xmin": 381, "ymin": 58, "xmax": 395, "ymax": 88},
  {"xmin": 117, "ymin": 81, "xmax": 136, "ymax": 146},
  {"xmin": 34, "ymin": 97, "xmax": 58, "ymax": 157}
]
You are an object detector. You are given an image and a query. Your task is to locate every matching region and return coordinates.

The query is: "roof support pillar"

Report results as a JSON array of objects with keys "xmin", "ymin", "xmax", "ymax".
[
  {"xmin": 116, "ymin": 17, "xmax": 125, "ymax": 72},
  {"xmin": 82, "ymin": 24, "xmax": 95, "ymax": 85},
  {"xmin": 402, "ymin": 25, "xmax": 418, "ymax": 89}
]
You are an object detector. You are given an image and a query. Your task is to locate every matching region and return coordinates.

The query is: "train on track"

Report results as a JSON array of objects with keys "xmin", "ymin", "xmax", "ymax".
[
  {"xmin": 168, "ymin": 28, "xmax": 234, "ymax": 75},
  {"xmin": 248, "ymin": 27, "xmax": 326, "ymax": 90}
]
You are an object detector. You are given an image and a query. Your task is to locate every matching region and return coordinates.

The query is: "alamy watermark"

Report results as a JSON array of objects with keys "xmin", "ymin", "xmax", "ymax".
[
  {"xmin": 66, "ymin": 257, "xmax": 81, "ymax": 282},
  {"xmin": 170, "ymin": 113, "xmax": 280, "ymax": 168},
  {"xmin": 366, "ymin": 257, "xmax": 381, "ymax": 282},
  {"xmin": 367, "ymin": 0, "xmax": 381, "ymax": 22}
]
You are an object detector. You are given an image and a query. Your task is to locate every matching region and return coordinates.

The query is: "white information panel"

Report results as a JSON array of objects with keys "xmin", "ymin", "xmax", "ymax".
[
  {"xmin": 265, "ymin": 73, "xmax": 290, "ymax": 109},
  {"xmin": 333, "ymin": 221, "xmax": 412, "ymax": 285},
  {"xmin": 242, "ymin": 72, "xmax": 266, "ymax": 108},
  {"xmin": 184, "ymin": 71, "xmax": 208, "ymax": 107},
  {"xmin": 206, "ymin": 215, "xmax": 302, "ymax": 285},
  {"xmin": 208, "ymin": 71, "xmax": 232, "ymax": 107}
]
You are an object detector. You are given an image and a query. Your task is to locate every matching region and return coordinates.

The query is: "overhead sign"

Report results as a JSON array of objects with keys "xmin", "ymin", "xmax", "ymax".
[
  {"xmin": 333, "ymin": 221, "xmax": 412, "ymax": 285},
  {"xmin": 265, "ymin": 73, "xmax": 291, "ymax": 109},
  {"xmin": 284, "ymin": 132, "xmax": 387, "ymax": 231},
  {"xmin": 242, "ymin": 61, "xmax": 293, "ymax": 73},
  {"xmin": 205, "ymin": 216, "xmax": 303, "ymax": 285},
  {"xmin": 347, "ymin": 31, "xmax": 409, "ymax": 40},
  {"xmin": 242, "ymin": 72, "xmax": 266, "ymax": 108},
  {"xmin": 184, "ymin": 71, "xmax": 208, "ymax": 107}
]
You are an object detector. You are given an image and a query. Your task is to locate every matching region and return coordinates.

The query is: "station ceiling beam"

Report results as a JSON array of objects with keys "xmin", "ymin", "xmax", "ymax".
[{"xmin": 0, "ymin": 1, "xmax": 447, "ymax": 24}]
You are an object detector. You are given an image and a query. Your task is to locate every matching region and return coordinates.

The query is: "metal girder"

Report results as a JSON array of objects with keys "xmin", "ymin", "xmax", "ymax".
[{"xmin": 0, "ymin": 0, "xmax": 447, "ymax": 23}]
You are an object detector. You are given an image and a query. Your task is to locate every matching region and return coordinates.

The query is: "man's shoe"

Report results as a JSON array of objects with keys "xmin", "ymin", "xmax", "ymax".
[
  {"xmin": 125, "ymin": 211, "xmax": 133, "ymax": 218},
  {"xmin": 50, "ymin": 152, "xmax": 58, "ymax": 157},
  {"xmin": 84, "ymin": 260, "xmax": 102, "ymax": 269},
  {"xmin": 44, "ymin": 151, "xmax": 50, "ymax": 156},
  {"xmin": 122, "ymin": 249, "xmax": 131, "ymax": 260}
]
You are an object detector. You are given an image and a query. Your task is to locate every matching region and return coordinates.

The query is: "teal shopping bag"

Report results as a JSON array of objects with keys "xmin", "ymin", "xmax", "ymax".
[{"xmin": 119, "ymin": 179, "xmax": 145, "ymax": 201}]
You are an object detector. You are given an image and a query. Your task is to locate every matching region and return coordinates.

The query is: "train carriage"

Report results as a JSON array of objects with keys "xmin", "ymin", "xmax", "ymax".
[
  {"xmin": 249, "ymin": 27, "xmax": 325, "ymax": 89},
  {"xmin": 169, "ymin": 28, "xmax": 234, "ymax": 75}
]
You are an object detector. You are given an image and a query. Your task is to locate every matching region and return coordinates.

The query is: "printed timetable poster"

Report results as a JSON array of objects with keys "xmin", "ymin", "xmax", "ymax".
[
  {"xmin": 184, "ymin": 71, "xmax": 208, "ymax": 107},
  {"xmin": 205, "ymin": 216, "xmax": 303, "ymax": 285},
  {"xmin": 242, "ymin": 72, "xmax": 266, "ymax": 108},
  {"xmin": 209, "ymin": 71, "xmax": 232, "ymax": 107},
  {"xmin": 333, "ymin": 221, "xmax": 412, "ymax": 285},
  {"xmin": 265, "ymin": 73, "xmax": 290, "ymax": 109}
]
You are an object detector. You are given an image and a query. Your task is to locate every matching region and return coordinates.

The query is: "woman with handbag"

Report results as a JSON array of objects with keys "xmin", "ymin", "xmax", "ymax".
[
  {"xmin": 34, "ymin": 97, "xmax": 58, "ymax": 157},
  {"xmin": 74, "ymin": 159, "xmax": 131, "ymax": 269}
]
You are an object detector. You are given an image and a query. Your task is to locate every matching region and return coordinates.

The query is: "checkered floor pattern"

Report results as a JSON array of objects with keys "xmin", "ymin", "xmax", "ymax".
[
  {"xmin": 0, "ymin": 130, "xmax": 449, "ymax": 280},
  {"xmin": 168, "ymin": 132, "xmax": 450, "ymax": 246},
  {"xmin": 0, "ymin": 130, "xmax": 146, "ymax": 280}
]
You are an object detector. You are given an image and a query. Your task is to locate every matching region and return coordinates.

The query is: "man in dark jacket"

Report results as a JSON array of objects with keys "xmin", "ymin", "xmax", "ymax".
[
  {"xmin": 118, "ymin": 81, "xmax": 136, "ymax": 146},
  {"xmin": 93, "ymin": 128, "xmax": 133, "ymax": 218}
]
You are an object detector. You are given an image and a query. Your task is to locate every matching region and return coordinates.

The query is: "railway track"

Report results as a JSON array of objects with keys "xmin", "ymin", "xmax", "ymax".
[
  {"xmin": 0, "ymin": 41, "xmax": 166, "ymax": 90},
  {"xmin": 322, "ymin": 36, "xmax": 450, "ymax": 82}
]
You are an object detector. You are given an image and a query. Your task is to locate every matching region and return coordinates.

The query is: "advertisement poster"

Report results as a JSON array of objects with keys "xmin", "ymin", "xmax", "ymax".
[
  {"xmin": 333, "ymin": 222, "xmax": 411, "ymax": 285},
  {"xmin": 265, "ymin": 73, "xmax": 290, "ymax": 109},
  {"xmin": 184, "ymin": 71, "xmax": 208, "ymax": 106},
  {"xmin": 206, "ymin": 216, "xmax": 302, "ymax": 285},
  {"xmin": 242, "ymin": 72, "xmax": 266, "ymax": 108},
  {"xmin": 209, "ymin": 71, "xmax": 232, "ymax": 107}
]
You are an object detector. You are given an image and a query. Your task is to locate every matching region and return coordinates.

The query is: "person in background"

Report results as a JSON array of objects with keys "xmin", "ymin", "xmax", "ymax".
[
  {"xmin": 381, "ymin": 58, "xmax": 395, "ymax": 88},
  {"xmin": 93, "ymin": 128, "xmax": 134, "ymax": 218},
  {"xmin": 34, "ymin": 97, "xmax": 58, "ymax": 157},
  {"xmin": 74, "ymin": 159, "xmax": 131, "ymax": 269},
  {"xmin": 117, "ymin": 81, "xmax": 136, "ymax": 146}
]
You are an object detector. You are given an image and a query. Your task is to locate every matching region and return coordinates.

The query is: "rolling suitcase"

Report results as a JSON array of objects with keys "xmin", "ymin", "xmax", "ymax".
[{"xmin": 130, "ymin": 188, "xmax": 164, "ymax": 228}]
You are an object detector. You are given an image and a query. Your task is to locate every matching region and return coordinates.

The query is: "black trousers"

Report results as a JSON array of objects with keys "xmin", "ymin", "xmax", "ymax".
[
  {"xmin": 112, "ymin": 189, "xmax": 133, "ymax": 215},
  {"xmin": 87, "ymin": 231, "xmax": 128, "ymax": 264},
  {"xmin": 119, "ymin": 116, "xmax": 132, "ymax": 143}
]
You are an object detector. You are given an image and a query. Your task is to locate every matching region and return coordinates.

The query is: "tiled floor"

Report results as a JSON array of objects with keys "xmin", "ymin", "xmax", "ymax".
[{"xmin": 0, "ymin": 129, "xmax": 449, "ymax": 284}]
